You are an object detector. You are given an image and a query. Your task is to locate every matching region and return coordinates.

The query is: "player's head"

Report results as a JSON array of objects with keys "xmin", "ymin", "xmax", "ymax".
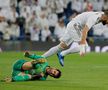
[
  {"xmin": 101, "ymin": 10, "xmax": 108, "ymax": 25},
  {"xmin": 104, "ymin": 10, "xmax": 108, "ymax": 16},
  {"xmin": 46, "ymin": 67, "xmax": 61, "ymax": 78}
]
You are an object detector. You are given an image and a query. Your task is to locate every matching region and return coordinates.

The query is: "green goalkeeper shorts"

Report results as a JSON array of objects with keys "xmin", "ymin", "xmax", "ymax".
[
  {"xmin": 13, "ymin": 59, "xmax": 27, "ymax": 70},
  {"xmin": 12, "ymin": 59, "xmax": 27, "ymax": 76}
]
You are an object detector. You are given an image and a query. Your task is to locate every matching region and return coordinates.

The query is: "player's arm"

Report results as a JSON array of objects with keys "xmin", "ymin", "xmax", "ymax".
[
  {"xmin": 12, "ymin": 73, "xmax": 43, "ymax": 82},
  {"xmin": 80, "ymin": 25, "xmax": 89, "ymax": 44},
  {"xmin": 79, "ymin": 16, "xmax": 98, "ymax": 56},
  {"xmin": 79, "ymin": 25, "xmax": 89, "ymax": 56},
  {"xmin": 24, "ymin": 52, "xmax": 47, "ymax": 63},
  {"xmin": 4, "ymin": 73, "xmax": 32, "ymax": 82}
]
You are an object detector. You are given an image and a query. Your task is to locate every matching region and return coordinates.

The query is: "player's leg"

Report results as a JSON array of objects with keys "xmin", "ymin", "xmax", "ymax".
[
  {"xmin": 22, "ymin": 62, "xmax": 33, "ymax": 70},
  {"xmin": 57, "ymin": 41, "xmax": 89, "ymax": 66},
  {"xmin": 56, "ymin": 22, "xmax": 77, "ymax": 66},
  {"xmin": 57, "ymin": 43, "xmax": 80, "ymax": 66},
  {"xmin": 12, "ymin": 60, "xmax": 32, "ymax": 81},
  {"xmin": 57, "ymin": 42, "xmax": 80, "ymax": 66},
  {"xmin": 61, "ymin": 42, "xmax": 80, "ymax": 56},
  {"xmin": 42, "ymin": 21, "xmax": 75, "ymax": 58},
  {"xmin": 42, "ymin": 41, "xmax": 68, "ymax": 58},
  {"xmin": 42, "ymin": 23, "xmax": 74, "ymax": 58},
  {"xmin": 13, "ymin": 60, "xmax": 28, "ymax": 70}
]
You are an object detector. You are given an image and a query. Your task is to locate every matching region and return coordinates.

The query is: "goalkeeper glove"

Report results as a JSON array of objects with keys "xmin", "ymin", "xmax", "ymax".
[{"xmin": 31, "ymin": 73, "xmax": 44, "ymax": 80}]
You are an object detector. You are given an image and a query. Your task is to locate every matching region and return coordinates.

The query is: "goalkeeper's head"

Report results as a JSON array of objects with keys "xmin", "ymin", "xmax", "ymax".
[{"xmin": 46, "ymin": 67, "xmax": 61, "ymax": 78}]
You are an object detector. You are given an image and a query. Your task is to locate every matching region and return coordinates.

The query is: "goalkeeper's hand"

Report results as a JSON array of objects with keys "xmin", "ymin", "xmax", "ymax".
[
  {"xmin": 31, "ymin": 73, "xmax": 44, "ymax": 80},
  {"xmin": 1, "ymin": 77, "xmax": 12, "ymax": 82},
  {"xmin": 24, "ymin": 51, "xmax": 30, "ymax": 57},
  {"xmin": 31, "ymin": 59, "xmax": 46, "ymax": 65},
  {"xmin": 31, "ymin": 60, "xmax": 37, "ymax": 64},
  {"xmin": 79, "ymin": 44, "xmax": 86, "ymax": 56}
]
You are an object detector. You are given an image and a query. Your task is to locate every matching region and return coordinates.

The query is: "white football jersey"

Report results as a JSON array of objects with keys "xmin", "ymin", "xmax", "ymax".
[
  {"xmin": 60, "ymin": 11, "xmax": 104, "ymax": 45},
  {"xmin": 72, "ymin": 11, "xmax": 104, "ymax": 30}
]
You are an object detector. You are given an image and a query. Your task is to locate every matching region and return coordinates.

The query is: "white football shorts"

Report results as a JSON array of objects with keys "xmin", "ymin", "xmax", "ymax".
[{"xmin": 60, "ymin": 21, "xmax": 82, "ymax": 46}]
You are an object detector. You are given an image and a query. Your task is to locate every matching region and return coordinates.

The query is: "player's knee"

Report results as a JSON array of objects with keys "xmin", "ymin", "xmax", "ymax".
[
  {"xmin": 59, "ymin": 42, "xmax": 68, "ymax": 49},
  {"xmin": 22, "ymin": 62, "xmax": 32, "ymax": 70}
]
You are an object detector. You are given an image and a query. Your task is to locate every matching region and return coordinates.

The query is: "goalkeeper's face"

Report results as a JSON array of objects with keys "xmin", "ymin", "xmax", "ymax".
[{"xmin": 46, "ymin": 67, "xmax": 61, "ymax": 78}]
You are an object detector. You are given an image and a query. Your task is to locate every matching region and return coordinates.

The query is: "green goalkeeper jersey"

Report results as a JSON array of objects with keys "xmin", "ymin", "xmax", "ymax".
[{"xmin": 12, "ymin": 54, "xmax": 49, "ymax": 81}]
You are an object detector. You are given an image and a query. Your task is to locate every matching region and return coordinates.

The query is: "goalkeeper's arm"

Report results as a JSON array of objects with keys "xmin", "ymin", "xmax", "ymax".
[
  {"xmin": 31, "ymin": 73, "xmax": 44, "ymax": 80},
  {"xmin": 12, "ymin": 73, "xmax": 44, "ymax": 81}
]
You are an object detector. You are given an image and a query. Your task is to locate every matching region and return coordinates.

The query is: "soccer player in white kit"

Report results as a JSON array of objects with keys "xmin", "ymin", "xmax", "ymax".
[{"xmin": 42, "ymin": 11, "xmax": 108, "ymax": 66}]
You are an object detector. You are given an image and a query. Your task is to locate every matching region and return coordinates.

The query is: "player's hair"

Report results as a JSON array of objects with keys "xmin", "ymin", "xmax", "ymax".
[
  {"xmin": 104, "ymin": 10, "xmax": 108, "ymax": 16},
  {"xmin": 53, "ymin": 69, "xmax": 61, "ymax": 78}
]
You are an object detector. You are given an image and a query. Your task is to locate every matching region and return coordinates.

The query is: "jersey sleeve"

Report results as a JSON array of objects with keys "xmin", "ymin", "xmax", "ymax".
[
  {"xmin": 12, "ymin": 74, "xmax": 31, "ymax": 81},
  {"xmin": 86, "ymin": 16, "xmax": 99, "ymax": 30}
]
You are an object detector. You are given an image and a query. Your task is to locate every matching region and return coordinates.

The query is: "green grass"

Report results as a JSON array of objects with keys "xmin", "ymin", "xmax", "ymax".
[{"xmin": 0, "ymin": 52, "xmax": 108, "ymax": 90}]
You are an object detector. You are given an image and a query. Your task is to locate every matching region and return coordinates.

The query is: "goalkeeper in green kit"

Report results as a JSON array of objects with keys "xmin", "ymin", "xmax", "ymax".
[{"xmin": 4, "ymin": 52, "xmax": 61, "ymax": 82}]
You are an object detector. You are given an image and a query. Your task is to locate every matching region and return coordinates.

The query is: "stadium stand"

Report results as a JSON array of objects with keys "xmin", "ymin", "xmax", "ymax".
[{"xmin": 0, "ymin": 0, "xmax": 108, "ymax": 42}]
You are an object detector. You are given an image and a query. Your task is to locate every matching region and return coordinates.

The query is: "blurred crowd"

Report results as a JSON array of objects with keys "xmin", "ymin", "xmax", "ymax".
[{"xmin": 0, "ymin": 0, "xmax": 108, "ymax": 42}]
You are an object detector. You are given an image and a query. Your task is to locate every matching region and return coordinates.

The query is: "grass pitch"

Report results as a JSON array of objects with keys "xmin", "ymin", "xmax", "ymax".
[{"xmin": 0, "ymin": 52, "xmax": 108, "ymax": 90}]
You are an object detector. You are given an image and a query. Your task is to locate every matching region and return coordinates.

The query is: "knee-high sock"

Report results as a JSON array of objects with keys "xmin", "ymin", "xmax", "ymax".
[
  {"xmin": 42, "ymin": 45, "xmax": 62, "ymax": 58},
  {"xmin": 61, "ymin": 42, "xmax": 80, "ymax": 56}
]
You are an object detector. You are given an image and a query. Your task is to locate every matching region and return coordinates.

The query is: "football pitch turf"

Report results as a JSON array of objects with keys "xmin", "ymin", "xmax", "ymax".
[{"xmin": 0, "ymin": 52, "xmax": 108, "ymax": 90}]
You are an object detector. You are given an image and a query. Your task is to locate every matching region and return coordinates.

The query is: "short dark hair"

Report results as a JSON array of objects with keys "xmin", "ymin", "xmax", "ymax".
[
  {"xmin": 53, "ymin": 69, "xmax": 61, "ymax": 78},
  {"xmin": 104, "ymin": 10, "xmax": 108, "ymax": 16}
]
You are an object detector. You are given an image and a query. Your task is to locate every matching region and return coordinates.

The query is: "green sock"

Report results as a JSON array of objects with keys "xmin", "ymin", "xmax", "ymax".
[{"xmin": 28, "ymin": 54, "xmax": 44, "ymax": 59}]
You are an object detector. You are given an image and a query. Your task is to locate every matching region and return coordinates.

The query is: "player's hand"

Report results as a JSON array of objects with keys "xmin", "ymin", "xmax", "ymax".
[
  {"xmin": 40, "ymin": 73, "xmax": 44, "ymax": 77},
  {"xmin": 38, "ymin": 59, "xmax": 47, "ymax": 63},
  {"xmin": 24, "ymin": 51, "xmax": 30, "ymax": 57},
  {"xmin": 2, "ymin": 77, "xmax": 12, "ymax": 82},
  {"xmin": 31, "ymin": 60, "xmax": 37, "ymax": 64},
  {"xmin": 32, "ymin": 73, "xmax": 44, "ymax": 80},
  {"xmin": 79, "ymin": 44, "xmax": 86, "ymax": 56}
]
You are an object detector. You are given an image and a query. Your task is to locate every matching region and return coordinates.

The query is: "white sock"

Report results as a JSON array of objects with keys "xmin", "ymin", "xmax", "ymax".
[
  {"xmin": 61, "ymin": 42, "xmax": 80, "ymax": 56},
  {"xmin": 61, "ymin": 46, "xmax": 80, "ymax": 56},
  {"xmin": 42, "ymin": 45, "xmax": 62, "ymax": 58}
]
